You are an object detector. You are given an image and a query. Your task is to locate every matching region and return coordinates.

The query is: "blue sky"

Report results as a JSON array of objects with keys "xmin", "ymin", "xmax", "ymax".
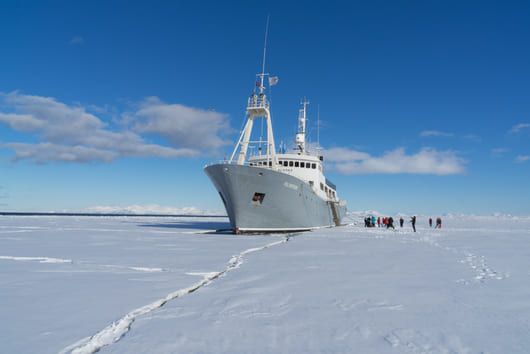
[{"xmin": 1, "ymin": 0, "xmax": 529, "ymax": 214}]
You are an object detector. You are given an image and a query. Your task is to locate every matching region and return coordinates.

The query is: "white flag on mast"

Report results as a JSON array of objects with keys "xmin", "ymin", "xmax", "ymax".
[{"xmin": 268, "ymin": 76, "xmax": 279, "ymax": 86}]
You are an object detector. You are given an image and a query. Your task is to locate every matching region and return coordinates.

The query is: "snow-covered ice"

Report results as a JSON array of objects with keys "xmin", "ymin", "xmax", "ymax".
[{"xmin": 1, "ymin": 214, "xmax": 530, "ymax": 353}]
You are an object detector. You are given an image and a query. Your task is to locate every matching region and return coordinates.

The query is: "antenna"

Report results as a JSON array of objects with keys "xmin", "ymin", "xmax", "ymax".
[
  {"xmin": 259, "ymin": 15, "xmax": 270, "ymax": 93},
  {"xmin": 317, "ymin": 104, "xmax": 320, "ymax": 148}
]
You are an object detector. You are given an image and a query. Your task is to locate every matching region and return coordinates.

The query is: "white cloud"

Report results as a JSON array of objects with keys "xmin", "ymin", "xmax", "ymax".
[
  {"xmin": 515, "ymin": 155, "xmax": 530, "ymax": 163},
  {"xmin": 0, "ymin": 92, "xmax": 230, "ymax": 163},
  {"xmin": 491, "ymin": 147, "xmax": 510, "ymax": 157},
  {"xmin": 462, "ymin": 134, "xmax": 481, "ymax": 142},
  {"xmin": 130, "ymin": 97, "xmax": 231, "ymax": 150},
  {"xmin": 324, "ymin": 147, "xmax": 466, "ymax": 175},
  {"xmin": 510, "ymin": 123, "xmax": 530, "ymax": 134},
  {"xmin": 323, "ymin": 147, "xmax": 371, "ymax": 162},
  {"xmin": 419, "ymin": 130, "xmax": 454, "ymax": 138},
  {"xmin": 3, "ymin": 142, "xmax": 117, "ymax": 163},
  {"xmin": 69, "ymin": 36, "xmax": 84, "ymax": 45},
  {"xmin": 85, "ymin": 204, "xmax": 213, "ymax": 215},
  {"xmin": 0, "ymin": 113, "xmax": 45, "ymax": 131}
]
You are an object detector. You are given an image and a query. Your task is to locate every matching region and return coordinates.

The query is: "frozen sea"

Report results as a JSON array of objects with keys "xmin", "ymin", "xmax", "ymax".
[{"xmin": 1, "ymin": 214, "xmax": 530, "ymax": 354}]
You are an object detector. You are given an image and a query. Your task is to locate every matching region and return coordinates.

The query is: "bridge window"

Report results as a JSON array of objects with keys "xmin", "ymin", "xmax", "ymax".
[
  {"xmin": 312, "ymin": 163, "xmax": 316, "ymax": 169},
  {"xmin": 284, "ymin": 161, "xmax": 288, "ymax": 167},
  {"xmin": 300, "ymin": 162, "xmax": 305, "ymax": 168},
  {"xmin": 320, "ymin": 183, "xmax": 324, "ymax": 191},
  {"xmin": 295, "ymin": 161, "xmax": 299, "ymax": 167},
  {"xmin": 306, "ymin": 163, "xmax": 310, "ymax": 169},
  {"xmin": 289, "ymin": 161, "xmax": 293, "ymax": 167}
]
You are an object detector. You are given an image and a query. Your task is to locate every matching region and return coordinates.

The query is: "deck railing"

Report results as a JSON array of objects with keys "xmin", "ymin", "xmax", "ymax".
[{"xmin": 247, "ymin": 96, "xmax": 269, "ymax": 109}]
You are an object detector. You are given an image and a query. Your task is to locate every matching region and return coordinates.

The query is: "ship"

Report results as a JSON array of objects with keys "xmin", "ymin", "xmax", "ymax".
[{"xmin": 204, "ymin": 67, "xmax": 347, "ymax": 233}]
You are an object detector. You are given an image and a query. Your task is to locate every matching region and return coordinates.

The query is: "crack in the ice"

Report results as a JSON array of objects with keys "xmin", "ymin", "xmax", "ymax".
[
  {"xmin": 0, "ymin": 255, "xmax": 73, "ymax": 264},
  {"xmin": 60, "ymin": 238, "xmax": 288, "ymax": 354}
]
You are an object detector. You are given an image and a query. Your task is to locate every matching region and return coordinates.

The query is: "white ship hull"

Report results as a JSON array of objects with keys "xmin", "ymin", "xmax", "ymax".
[{"xmin": 205, "ymin": 163, "xmax": 347, "ymax": 233}]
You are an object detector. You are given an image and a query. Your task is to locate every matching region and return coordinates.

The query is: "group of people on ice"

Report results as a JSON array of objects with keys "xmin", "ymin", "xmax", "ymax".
[
  {"xmin": 429, "ymin": 217, "xmax": 443, "ymax": 229},
  {"xmin": 363, "ymin": 215, "xmax": 442, "ymax": 232}
]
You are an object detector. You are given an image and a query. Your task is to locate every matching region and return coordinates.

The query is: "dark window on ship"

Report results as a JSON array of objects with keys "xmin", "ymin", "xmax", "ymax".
[
  {"xmin": 295, "ymin": 161, "xmax": 299, "ymax": 167},
  {"xmin": 268, "ymin": 161, "xmax": 272, "ymax": 167},
  {"xmin": 252, "ymin": 192, "xmax": 266, "ymax": 204},
  {"xmin": 306, "ymin": 163, "xmax": 310, "ymax": 169},
  {"xmin": 311, "ymin": 163, "xmax": 316, "ymax": 169},
  {"xmin": 320, "ymin": 183, "xmax": 324, "ymax": 190},
  {"xmin": 283, "ymin": 161, "xmax": 288, "ymax": 167},
  {"xmin": 309, "ymin": 181, "xmax": 314, "ymax": 187},
  {"xmin": 289, "ymin": 161, "xmax": 293, "ymax": 167},
  {"xmin": 300, "ymin": 162, "xmax": 305, "ymax": 168}
]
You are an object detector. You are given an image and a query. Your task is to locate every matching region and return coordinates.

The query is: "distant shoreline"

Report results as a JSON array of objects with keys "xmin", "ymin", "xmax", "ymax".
[{"xmin": 0, "ymin": 212, "xmax": 227, "ymax": 218}]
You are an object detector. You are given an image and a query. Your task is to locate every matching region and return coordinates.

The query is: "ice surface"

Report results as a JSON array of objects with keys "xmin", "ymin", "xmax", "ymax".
[{"xmin": 1, "ymin": 214, "xmax": 530, "ymax": 353}]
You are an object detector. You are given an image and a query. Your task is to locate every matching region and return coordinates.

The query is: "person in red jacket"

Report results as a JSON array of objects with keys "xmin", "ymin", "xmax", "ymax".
[{"xmin": 377, "ymin": 217, "xmax": 381, "ymax": 227}]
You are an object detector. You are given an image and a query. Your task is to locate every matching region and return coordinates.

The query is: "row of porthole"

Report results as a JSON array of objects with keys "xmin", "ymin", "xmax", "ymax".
[{"xmin": 250, "ymin": 160, "xmax": 318, "ymax": 169}]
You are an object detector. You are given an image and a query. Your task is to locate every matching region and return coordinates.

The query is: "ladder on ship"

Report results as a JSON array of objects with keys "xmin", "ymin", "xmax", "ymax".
[{"xmin": 328, "ymin": 201, "xmax": 341, "ymax": 226}]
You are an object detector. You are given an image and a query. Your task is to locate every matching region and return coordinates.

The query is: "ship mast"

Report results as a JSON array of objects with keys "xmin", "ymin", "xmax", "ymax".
[
  {"xmin": 229, "ymin": 17, "xmax": 277, "ymax": 169},
  {"xmin": 296, "ymin": 99, "xmax": 309, "ymax": 154}
]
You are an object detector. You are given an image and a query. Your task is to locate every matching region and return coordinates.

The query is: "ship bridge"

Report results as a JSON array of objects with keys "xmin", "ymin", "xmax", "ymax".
[{"xmin": 248, "ymin": 152, "xmax": 338, "ymax": 201}]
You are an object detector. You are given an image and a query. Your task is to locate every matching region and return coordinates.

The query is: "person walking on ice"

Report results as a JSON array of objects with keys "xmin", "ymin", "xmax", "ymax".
[
  {"xmin": 435, "ymin": 217, "xmax": 442, "ymax": 229},
  {"xmin": 411, "ymin": 216, "xmax": 417, "ymax": 232},
  {"xmin": 387, "ymin": 216, "xmax": 395, "ymax": 229},
  {"xmin": 399, "ymin": 217, "xmax": 404, "ymax": 228}
]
